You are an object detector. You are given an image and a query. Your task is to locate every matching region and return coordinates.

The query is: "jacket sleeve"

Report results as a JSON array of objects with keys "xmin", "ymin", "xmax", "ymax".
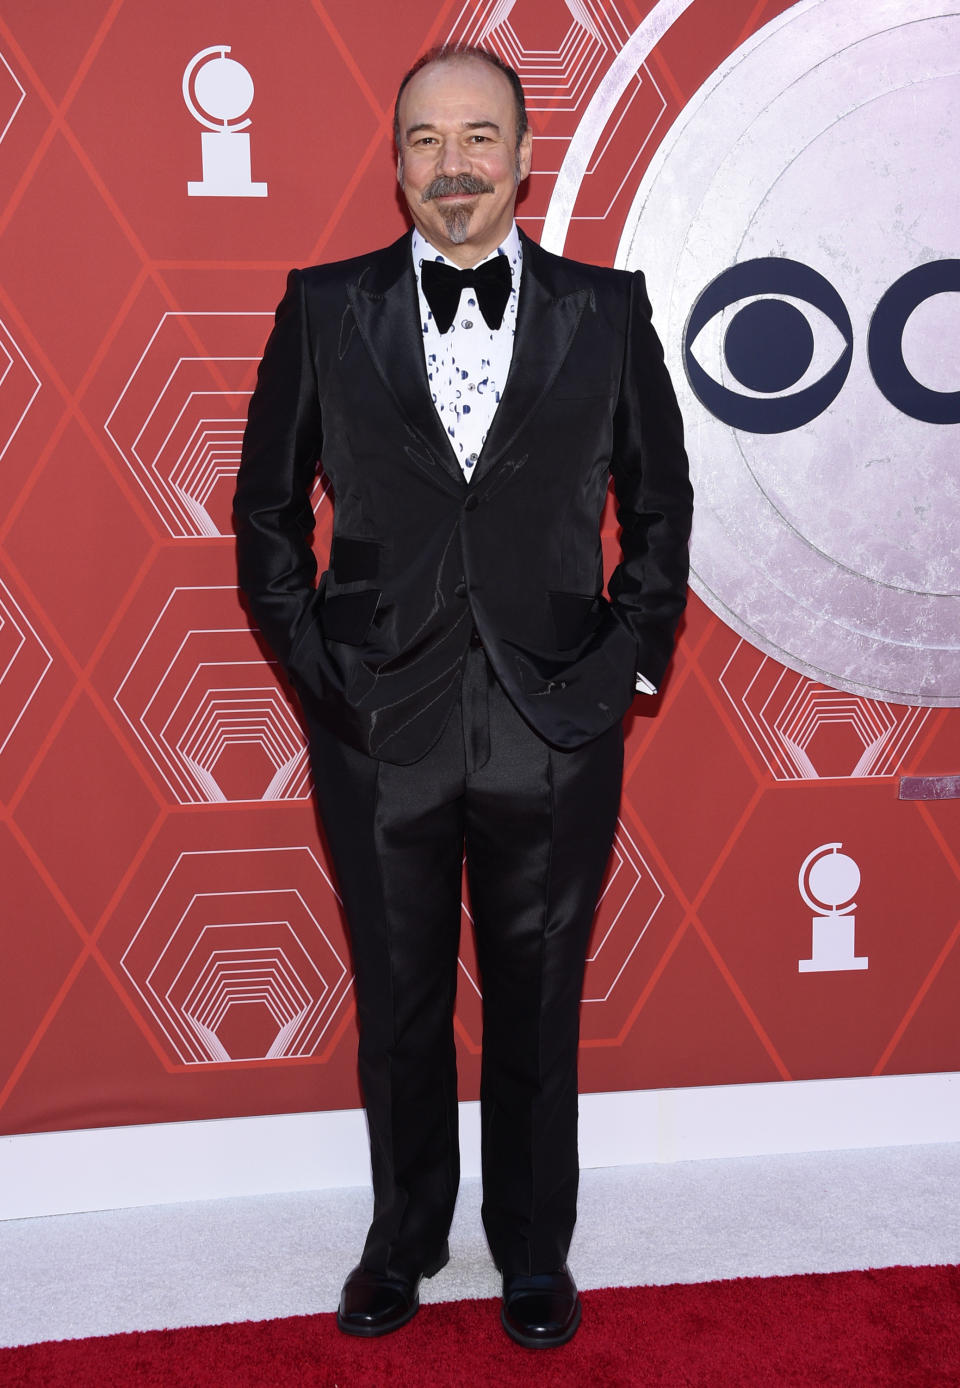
[
  {"xmin": 608, "ymin": 270, "xmax": 693, "ymax": 689},
  {"xmin": 234, "ymin": 269, "xmax": 324, "ymax": 668}
]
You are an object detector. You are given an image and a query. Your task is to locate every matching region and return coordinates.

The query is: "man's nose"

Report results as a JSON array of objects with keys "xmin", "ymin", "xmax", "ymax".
[{"xmin": 436, "ymin": 136, "xmax": 470, "ymax": 176}]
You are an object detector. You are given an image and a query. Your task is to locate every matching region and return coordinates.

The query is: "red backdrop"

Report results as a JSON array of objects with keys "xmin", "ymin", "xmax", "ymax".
[{"xmin": 0, "ymin": 0, "xmax": 957, "ymax": 1138}]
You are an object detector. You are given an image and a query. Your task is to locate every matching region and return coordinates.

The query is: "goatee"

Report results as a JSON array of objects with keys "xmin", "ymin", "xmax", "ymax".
[{"xmin": 421, "ymin": 173, "xmax": 495, "ymax": 245}]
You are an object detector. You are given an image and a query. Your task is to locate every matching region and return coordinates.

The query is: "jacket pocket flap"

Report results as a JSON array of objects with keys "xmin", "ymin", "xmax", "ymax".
[
  {"xmin": 321, "ymin": 589, "xmax": 381, "ymax": 645},
  {"xmin": 332, "ymin": 536, "xmax": 381, "ymax": 583}
]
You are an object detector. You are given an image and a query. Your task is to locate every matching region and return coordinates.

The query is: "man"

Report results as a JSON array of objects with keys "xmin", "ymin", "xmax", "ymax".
[{"xmin": 235, "ymin": 46, "xmax": 691, "ymax": 1348}]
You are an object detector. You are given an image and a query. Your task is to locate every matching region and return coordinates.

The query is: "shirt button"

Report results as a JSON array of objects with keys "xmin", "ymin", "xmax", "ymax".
[
  {"xmin": 467, "ymin": 382, "xmax": 476, "ymax": 391},
  {"xmin": 461, "ymin": 319, "xmax": 474, "ymax": 329},
  {"xmin": 466, "ymin": 452, "xmax": 478, "ymax": 466},
  {"xmin": 464, "ymin": 495, "xmax": 478, "ymax": 511}
]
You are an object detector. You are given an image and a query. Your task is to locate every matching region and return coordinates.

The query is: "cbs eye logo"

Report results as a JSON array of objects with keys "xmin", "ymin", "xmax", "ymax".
[{"xmin": 684, "ymin": 257, "xmax": 960, "ymax": 432}]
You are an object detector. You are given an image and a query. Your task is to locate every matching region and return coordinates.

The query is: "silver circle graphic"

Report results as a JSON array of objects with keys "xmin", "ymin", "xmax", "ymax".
[
  {"xmin": 182, "ymin": 45, "xmax": 253, "ymax": 133},
  {"xmin": 194, "ymin": 57, "xmax": 254, "ymax": 124},
  {"xmin": 617, "ymin": 0, "xmax": 960, "ymax": 706},
  {"xmin": 806, "ymin": 849, "xmax": 860, "ymax": 912}
]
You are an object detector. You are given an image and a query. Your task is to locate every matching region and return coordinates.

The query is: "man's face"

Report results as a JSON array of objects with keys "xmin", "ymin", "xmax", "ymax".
[{"xmin": 397, "ymin": 57, "xmax": 532, "ymax": 267}]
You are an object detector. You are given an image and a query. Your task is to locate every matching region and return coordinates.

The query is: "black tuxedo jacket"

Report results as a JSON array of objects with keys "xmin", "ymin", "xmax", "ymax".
[{"xmin": 235, "ymin": 230, "xmax": 692, "ymax": 765}]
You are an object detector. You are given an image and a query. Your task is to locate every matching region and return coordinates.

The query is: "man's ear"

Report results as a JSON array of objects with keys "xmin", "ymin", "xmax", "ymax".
[
  {"xmin": 516, "ymin": 128, "xmax": 533, "ymax": 183},
  {"xmin": 396, "ymin": 152, "xmax": 404, "ymax": 186}
]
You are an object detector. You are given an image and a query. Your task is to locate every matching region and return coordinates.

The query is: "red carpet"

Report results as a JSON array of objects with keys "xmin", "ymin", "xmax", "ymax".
[{"xmin": 3, "ymin": 1265, "xmax": 959, "ymax": 1387}]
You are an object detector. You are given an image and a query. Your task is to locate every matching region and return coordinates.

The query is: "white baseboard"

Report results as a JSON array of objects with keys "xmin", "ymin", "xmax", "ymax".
[{"xmin": 2, "ymin": 1072, "xmax": 958, "ymax": 1221}]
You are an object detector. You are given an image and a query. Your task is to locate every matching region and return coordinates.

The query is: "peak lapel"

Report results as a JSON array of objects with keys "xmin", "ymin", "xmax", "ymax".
[
  {"xmin": 472, "ymin": 235, "xmax": 591, "ymax": 487},
  {"xmin": 346, "ymin": 236, "xmax": 464, "ymax": 490}
]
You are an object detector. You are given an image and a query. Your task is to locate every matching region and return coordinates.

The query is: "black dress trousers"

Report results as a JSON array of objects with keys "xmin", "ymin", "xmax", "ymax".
[{"xmin": 306, "ymin": 640, "xmax": 623, "ymax": 1279}]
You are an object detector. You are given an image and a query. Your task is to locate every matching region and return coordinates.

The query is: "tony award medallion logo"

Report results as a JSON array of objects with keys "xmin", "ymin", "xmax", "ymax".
[
  {"xmin": 183, "ymin": 45, "xmax": 267, "ymax": 198},
  {"xmin": 798, "ymin": 842, "xmax": 868, "ymax": 974}
]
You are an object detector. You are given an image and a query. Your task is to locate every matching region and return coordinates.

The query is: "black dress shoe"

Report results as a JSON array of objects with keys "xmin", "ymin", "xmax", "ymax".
[
  {"xmin": 501, "ymin": 1265, "xmax": 582, "ymax": 1348},
  {"xmin": 336, "ymin": 1245, "xmax": 449, "ymax": 1337}
]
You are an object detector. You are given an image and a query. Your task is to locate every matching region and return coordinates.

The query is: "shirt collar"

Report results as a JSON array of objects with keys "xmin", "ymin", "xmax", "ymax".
[{"xmin": 412, "ymin": 222, "xmax": 522, "ymax": 282}]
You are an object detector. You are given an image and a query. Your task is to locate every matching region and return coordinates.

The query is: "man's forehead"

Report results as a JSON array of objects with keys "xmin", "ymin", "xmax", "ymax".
[{"xmin": 400, "ymin": 56, "xmax": 515, "ymax": 120}]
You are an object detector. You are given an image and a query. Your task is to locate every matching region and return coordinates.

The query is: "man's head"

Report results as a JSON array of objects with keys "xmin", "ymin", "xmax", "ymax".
[{"xmin": 394, "ymin": 47, "xmax": 532, "ymax": 267}]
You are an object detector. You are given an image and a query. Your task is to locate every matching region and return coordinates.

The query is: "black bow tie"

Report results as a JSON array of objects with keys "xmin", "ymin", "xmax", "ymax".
[{"xmin": 420, "ymin": 255, "xmax": 512, "ymax": 334}]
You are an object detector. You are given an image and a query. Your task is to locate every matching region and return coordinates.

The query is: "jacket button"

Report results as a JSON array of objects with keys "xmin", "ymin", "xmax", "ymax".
[
  {"xmin": 464, "ymin": 495, "xmax": 478, "ymax": 511},
  {"xmin": 454, "ymin": 582, "xmax": 467, "ymax": 598}
]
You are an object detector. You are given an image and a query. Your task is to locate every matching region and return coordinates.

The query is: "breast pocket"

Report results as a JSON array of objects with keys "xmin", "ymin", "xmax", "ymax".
[{"xmin": 331, "ymin": 535, "xmax": 382, "ymax": 583}]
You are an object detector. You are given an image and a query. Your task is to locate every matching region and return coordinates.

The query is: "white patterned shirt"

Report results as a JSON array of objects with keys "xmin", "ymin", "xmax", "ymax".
[
  {"xmin": 411, "ymin": 225, "xmax": 654, "ymax": 695},
  {"xmin": 412, "ymin": 223, "xmax": 522, "ymax": 482}
]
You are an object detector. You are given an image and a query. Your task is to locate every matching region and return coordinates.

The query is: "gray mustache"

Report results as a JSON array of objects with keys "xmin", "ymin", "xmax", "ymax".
[{"xmin": 422, "ymin": 174, "xmax": 495, "ymax": 202}]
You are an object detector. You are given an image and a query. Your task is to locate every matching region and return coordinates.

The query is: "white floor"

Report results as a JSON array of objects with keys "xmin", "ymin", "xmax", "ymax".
[{"xmin": 2, "ymin": 1143, "xmax": 958, "ymax": 1348}]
